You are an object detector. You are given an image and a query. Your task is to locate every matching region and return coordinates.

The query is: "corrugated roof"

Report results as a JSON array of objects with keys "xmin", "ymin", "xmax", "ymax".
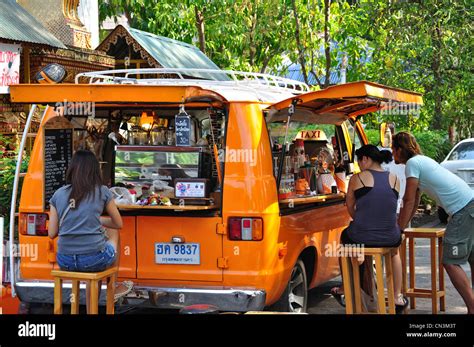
[
  {"xmin": 126, "ymin": 27, "xmax": 226, "ymax": 80},
  {"xmin": 0, "ymin": 0, "xmax": 66, "ymax": 48}
]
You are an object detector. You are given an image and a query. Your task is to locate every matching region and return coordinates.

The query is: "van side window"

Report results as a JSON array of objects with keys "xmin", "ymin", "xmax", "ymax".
[
  {"xmin": 267, "ymin": 122, "xmax": 336, "ymax": 175},
  {"xmin": 345, "ymin": 119, "xmax": 363, "ymax": 154}
]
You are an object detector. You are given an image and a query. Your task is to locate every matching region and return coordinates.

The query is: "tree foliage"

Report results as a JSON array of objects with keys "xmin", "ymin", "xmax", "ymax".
[{"xmin": 99, "ymin": 0, "xmax": 473, "ymax": 139}]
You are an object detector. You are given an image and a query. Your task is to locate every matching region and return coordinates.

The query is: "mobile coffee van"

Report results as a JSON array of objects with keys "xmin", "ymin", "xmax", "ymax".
[{"xmin": 7, "ymin": 68, "xmax": 422, "ymax": 312}]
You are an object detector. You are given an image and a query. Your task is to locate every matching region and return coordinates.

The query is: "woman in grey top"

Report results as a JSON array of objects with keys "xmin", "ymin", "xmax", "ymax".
[{"xmin": 48, "ymin": 149, "xmax": 132, "ymax": 310}]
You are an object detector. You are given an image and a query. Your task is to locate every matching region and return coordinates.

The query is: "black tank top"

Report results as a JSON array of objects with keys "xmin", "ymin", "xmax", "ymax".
[{"xmin": 347, "ymin": 170, "xmax": 401, "ymax": 246}]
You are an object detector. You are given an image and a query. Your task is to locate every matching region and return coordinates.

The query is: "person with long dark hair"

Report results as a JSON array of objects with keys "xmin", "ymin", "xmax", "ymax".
[
  {"xmin": 48, "ymin": 149, "xmax": 133, "ymax": 310},
  {"xmin": 331, "ymin": 144, "xmax": 408, "ymax": 313},
  {"xmin": 394, "ymin": 132, "xmax": 474, "ymax": 314}
]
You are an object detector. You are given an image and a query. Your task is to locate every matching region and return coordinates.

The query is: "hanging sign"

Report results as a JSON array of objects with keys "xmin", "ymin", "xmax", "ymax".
[
  {"xmin": 0, "ymin": 43, "xmax": 21, "ymax": 94},
  {"xmin": 175, "ymin": 106, "xmax": 191, "ymax": 146}
]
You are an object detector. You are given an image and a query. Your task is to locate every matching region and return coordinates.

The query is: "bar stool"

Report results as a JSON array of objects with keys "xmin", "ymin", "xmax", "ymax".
[
  {"xmin": 52, "ymin": 267, "xmax": 118, "ymax": 314},
  {"xmin": 341, "ymin": 246, "xmax": 396, "ymax": 314},
  {"xmin": 401, "ymin": 227, "xmax": 446, "ymax": 314}
]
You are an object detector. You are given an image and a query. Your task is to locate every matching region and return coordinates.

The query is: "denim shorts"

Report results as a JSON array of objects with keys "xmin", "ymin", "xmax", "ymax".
[{"xmin": 56, "ymin": 242, "xmax": 116, "ymax": 272}]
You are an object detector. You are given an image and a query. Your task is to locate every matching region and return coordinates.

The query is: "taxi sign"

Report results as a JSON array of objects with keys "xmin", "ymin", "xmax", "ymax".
[{"xmin": 295, "ymin": 129, "xmax": 328, "ymax": 141}]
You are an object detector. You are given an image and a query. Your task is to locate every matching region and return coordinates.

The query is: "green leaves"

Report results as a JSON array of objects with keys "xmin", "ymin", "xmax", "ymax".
[
  {"xmin": 0, "ymin": 136, "xmax": 29, "ymax": 239},
  {"xmin": 99, "ymin": 0, "xmax": 472, "ymax": 138}
]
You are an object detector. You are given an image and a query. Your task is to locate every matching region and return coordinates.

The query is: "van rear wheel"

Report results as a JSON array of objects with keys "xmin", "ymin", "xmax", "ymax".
[{"xmin": 270, "ymin": 259, "xmax": 308, "ymax": 313}]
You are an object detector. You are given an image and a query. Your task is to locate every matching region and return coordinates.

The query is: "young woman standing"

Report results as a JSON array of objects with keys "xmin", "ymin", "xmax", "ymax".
[{"xmin": 393, "ymin": 132, "xmax": 474, "ymax": 314}]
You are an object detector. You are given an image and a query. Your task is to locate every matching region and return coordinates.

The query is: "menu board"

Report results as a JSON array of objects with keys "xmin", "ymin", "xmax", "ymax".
[
  {"xmin": 175, "ymin": 113, "xmax": 191, "ymax": 146},
  {"xmin": 43, "ymin": 118, "xmax": 73, "ymax": 208}
]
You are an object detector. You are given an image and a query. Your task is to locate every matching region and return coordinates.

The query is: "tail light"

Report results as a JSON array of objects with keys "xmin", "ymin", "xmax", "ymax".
[
  {"xmin": 228, "ymin": 217, "xmax": 263, "ymax": 241},
  {"xmin": 20, "ymin": 213, "xmax": 48, "ymax": 236}
]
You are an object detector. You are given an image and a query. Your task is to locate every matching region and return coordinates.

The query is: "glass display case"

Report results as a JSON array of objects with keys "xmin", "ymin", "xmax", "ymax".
[{"xmin": 114, "ymin": 145, "xmax": 212, "ymax": 190}]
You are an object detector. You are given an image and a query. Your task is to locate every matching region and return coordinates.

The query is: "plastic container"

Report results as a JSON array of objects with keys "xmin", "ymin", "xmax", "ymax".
[
  {"xmin": 318, "ymin": 172, "xmax": 336, "ymax": 195},
  {"xmin": 278, "ymin": 173, "xmax": 295, "ymax": 199}
]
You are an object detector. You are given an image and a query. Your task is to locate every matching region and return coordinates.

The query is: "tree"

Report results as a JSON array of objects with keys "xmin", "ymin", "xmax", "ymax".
[
  {"xmin": 99, "ymin": 0, "xmax": 473, "ymax": 138},
  {"xmin": 100, "ymin": 0, "xmax": 295, "ymax": 73},
  {"xmin": 360, "ymin": 0, "xmax": 473, "ymax": 137}
]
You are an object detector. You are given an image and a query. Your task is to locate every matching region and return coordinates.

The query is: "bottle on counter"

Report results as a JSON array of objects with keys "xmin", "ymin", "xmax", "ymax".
[{"xmin": 166, "ymin": 126, "xmax": 175, "ymax": 146}]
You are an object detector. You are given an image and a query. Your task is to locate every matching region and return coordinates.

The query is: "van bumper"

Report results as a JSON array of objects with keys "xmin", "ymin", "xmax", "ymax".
[{"xmin": 14, "ymin": 280, "xmax": 266, "ymax": 312}]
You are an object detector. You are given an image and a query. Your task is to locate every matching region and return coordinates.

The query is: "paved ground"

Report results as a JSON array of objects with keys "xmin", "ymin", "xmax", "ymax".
[
  {"xmin": 23, "ymin": 215, "xmax": 472, "ymax": 315},
  {"xmin": 118, "ymin": 216, "xmax": 472, "ymax": 315},
  {"xmin": 308, "ymin": 219, "xmax": 472, "ymax": 314}
]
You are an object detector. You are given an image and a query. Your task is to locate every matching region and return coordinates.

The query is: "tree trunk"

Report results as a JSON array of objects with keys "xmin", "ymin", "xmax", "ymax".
[
  {"xmin": 291, "ymin": 0, "xmax": 309, "ymax": 85},
  {"xmin": 323, "ymin": 0, "xmax": 331, "ymax": 88},
  {"xmin": 194, "ymin": 6, "xmax": 206, "ymax": 54},
  {"xmin": 259, "ymin": 45, "xmax": 271, "ymax": 74},
  {"xmin": 431, "ymin": 24, "xmax": 443, "ymax": 129},
  {"xmin": 448, "ymin": 125, "xmax": 455, "ymax": 145},
  {"xmin": 249, "ymin": 1, "xmax": 258, "ymax": 66}
]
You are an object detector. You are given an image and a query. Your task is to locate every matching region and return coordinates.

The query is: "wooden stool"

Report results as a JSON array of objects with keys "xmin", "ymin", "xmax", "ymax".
[
  {"xmin": 52, "ymin": 267, "xmax": 117, "ymax": 314},
  {"xmin": 401, "ymin": 227, "xmax": 445, "ymax": 314},
  {"xmin": 341, "ymin": 247, "xmax": 396, "ymax": 314}
]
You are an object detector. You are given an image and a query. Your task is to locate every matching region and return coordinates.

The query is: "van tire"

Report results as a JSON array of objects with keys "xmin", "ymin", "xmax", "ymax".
[
  {"xmin": 269, "ymin": 259, "xmax": 308, "ymax": 313},
  {"xmin": 438, "ymin": 207, "xmax": 448, "ymax": 224}
]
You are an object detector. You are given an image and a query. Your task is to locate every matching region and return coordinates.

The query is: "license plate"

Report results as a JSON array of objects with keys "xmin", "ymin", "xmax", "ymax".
[{"xmin": 155, "ymin": 243, "xmax": 200, "ymax": 265}]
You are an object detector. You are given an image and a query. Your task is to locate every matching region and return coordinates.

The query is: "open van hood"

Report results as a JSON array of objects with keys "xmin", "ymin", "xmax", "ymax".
[{"xmin": 266, "ymin": 81, "xmax": 423, "ymax": 124}]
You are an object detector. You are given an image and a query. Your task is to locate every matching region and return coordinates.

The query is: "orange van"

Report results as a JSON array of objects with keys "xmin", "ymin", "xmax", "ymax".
[{"xmin": 7, "ymin": 69, "xmax": 422, "ymax": 312}]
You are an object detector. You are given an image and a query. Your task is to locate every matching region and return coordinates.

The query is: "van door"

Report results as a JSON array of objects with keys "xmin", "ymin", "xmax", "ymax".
[{"xmin": 136, "ymin": 215, "xmax": 223, "ymax": 282}]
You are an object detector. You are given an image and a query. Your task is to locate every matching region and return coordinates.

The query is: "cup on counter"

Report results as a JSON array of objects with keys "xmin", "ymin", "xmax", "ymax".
[{"xmin": 335, "ymin": 171, "xmax": 347, "ymax": 193}]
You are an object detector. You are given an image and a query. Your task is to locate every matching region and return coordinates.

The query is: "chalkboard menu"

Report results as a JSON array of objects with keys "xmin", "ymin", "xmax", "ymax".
[
  {"xmin": 44, "ymin": 128, "xmax": 73, "ymax": 208},
  {"xmin": 175, "ymin": 112, "xmax": 191, "ymax": 146}
]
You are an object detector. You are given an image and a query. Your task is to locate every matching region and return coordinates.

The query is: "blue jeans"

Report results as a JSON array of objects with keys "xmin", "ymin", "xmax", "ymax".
[{"xmin": 56, "ymin": 243, "xmax": 116, "ymax": 272}]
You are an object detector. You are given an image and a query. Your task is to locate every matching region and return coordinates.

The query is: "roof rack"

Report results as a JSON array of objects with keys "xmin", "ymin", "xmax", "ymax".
[{"xmin": 75, "ymin": 68, "xmax": 310, "ymax": 94}]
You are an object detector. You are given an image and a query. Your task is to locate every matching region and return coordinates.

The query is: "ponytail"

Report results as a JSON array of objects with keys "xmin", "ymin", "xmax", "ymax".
[
  {"xmin": 380, "ymin": 150, "xmax": 393, "ymax": 164},
  {"xmin": 355, "ymin": 145, "xmax": 393, "ymax": 164}
]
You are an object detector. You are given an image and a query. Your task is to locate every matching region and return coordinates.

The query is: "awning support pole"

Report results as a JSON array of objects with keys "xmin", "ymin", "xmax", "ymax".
[{"xmin": 8, "ymin": 104, "xmax": 40, "ymax": 297}]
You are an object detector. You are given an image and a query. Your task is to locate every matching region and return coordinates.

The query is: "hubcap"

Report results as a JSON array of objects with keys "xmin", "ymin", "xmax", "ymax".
[{"xmin": 288, "ymin": 265, "xmax": 306, "ymax": 312}]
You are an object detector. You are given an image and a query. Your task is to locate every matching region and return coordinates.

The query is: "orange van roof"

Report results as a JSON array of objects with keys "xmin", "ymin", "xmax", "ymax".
[{"xmin": 9, "ymin": 84, "xmax": 227, "ymax": 105}]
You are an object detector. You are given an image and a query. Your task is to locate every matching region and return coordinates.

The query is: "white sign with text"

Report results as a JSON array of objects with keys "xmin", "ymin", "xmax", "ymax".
[{"xmin": 0, "ymin": 43, "xmax": 21, "ymax": 94}]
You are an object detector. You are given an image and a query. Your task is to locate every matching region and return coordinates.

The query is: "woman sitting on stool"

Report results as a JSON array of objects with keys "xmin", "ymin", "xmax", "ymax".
[
  {"xmin": 331, "ymin": 144, "xmax": 408, "ymax": 313},
  {"xmin": 48, "ymin": 150, "xmax": 133, "ymax": 311}
]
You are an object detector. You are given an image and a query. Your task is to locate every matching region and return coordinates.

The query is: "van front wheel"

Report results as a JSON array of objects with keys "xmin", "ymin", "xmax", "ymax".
[{"xmin": 270, "ymin": 259, "xmax": 308, "ymax": 313}]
